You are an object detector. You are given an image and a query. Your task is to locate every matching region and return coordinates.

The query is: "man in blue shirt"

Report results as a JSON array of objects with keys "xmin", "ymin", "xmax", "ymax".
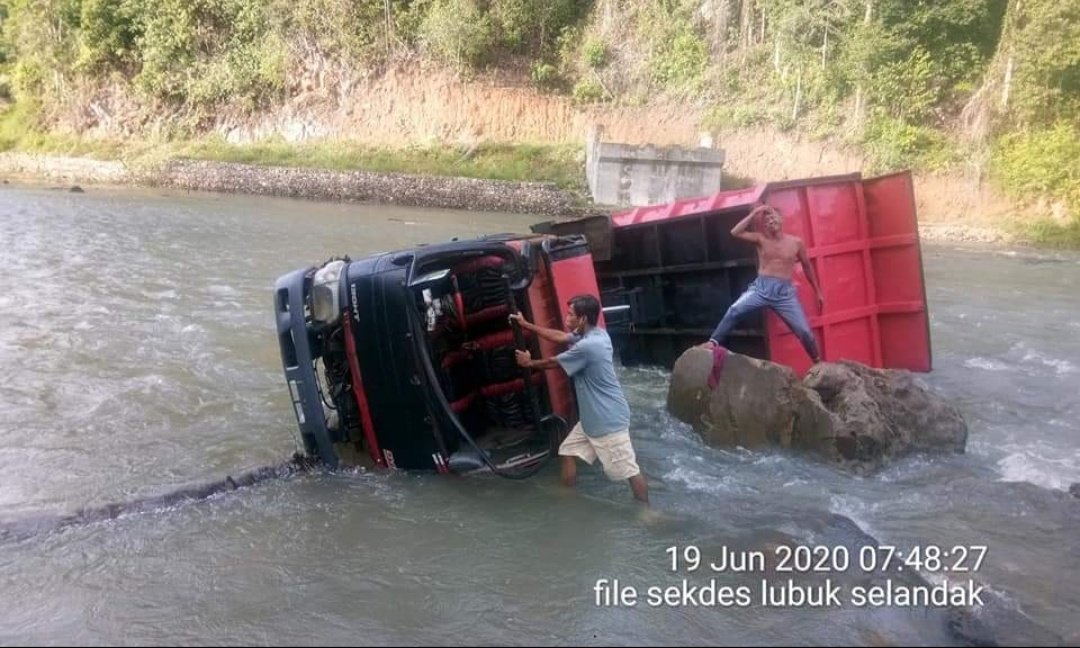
[{"xmin": 511, "ymin": 294, "xmax": 649, "ymax": 504}]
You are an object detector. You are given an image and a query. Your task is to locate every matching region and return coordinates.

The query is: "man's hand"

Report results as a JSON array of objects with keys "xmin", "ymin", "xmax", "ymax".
[
  {"xmin": 509, "ymin": 312, "xmax": 528, "ymax": 327},
  {"xmin": 816, "ymin": 293, "xmax": 825, "ymax": 312},
  {"xmin": 515, "ymin": 349, "xmax": 532, "ymax": 368}
]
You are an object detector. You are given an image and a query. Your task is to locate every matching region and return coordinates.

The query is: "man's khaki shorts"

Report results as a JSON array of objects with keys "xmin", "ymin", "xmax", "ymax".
[{"xmin": 558, "ymin": 423, "xmax": 641, "ymax": 481}]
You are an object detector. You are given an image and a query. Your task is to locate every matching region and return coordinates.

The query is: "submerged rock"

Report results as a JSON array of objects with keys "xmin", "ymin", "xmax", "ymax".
[{"xmin": 667, "ymin": 346, "xmax": 967, "ymax": 472}]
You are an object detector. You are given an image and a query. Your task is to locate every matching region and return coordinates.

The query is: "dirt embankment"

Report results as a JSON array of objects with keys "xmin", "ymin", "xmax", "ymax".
[{"xmin": 5, "ymin": 64, "xmax": 1015, "ymax": 242}]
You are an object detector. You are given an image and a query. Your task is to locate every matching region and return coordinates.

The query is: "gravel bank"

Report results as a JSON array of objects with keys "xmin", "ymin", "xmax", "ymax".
[{"xmin": 0, "ymin": 153, "xmax": 588, "ymax": 216}]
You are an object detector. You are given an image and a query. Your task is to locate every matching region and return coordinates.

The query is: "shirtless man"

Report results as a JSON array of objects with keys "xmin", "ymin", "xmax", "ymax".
[{"xmin": 707, "ymin": 204, "xmax": 824, "ymax": 363}]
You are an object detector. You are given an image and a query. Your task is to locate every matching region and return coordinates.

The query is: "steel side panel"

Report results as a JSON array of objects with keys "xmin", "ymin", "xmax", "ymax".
[
  {"xmin": 549, "ymin": 253, "xmax": 607, "ymax": 330},
  {"xmin": 863, "ymin": 172, "xmax": 932, "ymax": 372},
  {"xmin": 528, "ymin": 254, "xmax": 577, "ymax": 425}
]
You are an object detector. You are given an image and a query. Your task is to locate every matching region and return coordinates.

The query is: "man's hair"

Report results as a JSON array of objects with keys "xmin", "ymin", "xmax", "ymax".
[{"xmin": 568, "ymin": 294, "xmax": 601, "ymax": 327}]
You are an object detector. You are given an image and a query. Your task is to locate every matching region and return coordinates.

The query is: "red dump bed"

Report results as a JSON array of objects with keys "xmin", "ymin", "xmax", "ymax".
[{"xmin": 604, "ymin": 171, "xmax": 931, "ymax": 376}]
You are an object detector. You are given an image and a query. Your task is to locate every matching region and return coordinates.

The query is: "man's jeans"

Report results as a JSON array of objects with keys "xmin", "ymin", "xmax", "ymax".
[{"xmin": 709, "ymin": 276, "xmax": 820, "ymax": 360}]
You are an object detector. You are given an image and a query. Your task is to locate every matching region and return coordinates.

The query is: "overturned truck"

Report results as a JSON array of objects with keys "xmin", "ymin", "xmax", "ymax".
[{"xmin": 274, "ymin": 171, "xmax": 933, "ymax": 474}]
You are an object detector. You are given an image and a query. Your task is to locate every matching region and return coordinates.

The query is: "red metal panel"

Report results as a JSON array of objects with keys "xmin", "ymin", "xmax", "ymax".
[
  {"xmin": 807, "ymin": 182, "xmax": 862, "ymax": 246},
  {"xmin": 549, "ymin": 253, "xmax": 606, "ymax": 329},
  {"xmin": 527, "ymin": 253, "xmax": 576, "ymax": 425},
  {"xmin": 866, "ymin": 174, "xmax": 918, "ymax": 237},
  {"xmin": 863, "ymin": 172, "xmax": 932, "ymax": 372},
  {"xmin": 821, "ymin": 252, "xmax": 871, "ymax": 312},
  {"xmin": 827, "ymin": 317, "xmax": 877, "ymax": 366},
  {"xmin": 611, "ymin": 185, "xmax": 764, "ymax": 227},
  {"xmin": 878, "ymin": 313, "xmax": 931, "ymax": 370},
  {"xmin": 872, "ymin": 246, "xmax": 924, "ymax": 303}
]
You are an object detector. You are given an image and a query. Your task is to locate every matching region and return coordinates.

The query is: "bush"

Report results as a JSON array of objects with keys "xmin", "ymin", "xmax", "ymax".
[
  {"xmin": 993, "ymin": 122, "xmax": 1080, "ymax": 218},
  {"xmin": 76, "ymin": 0, "xmax": 141, "ymax": 73},
  {"xmin": 702, "ymin": 104, "xmax": 766, "ymax": 130},
  {"xmin": 0, "ymin": 100, "xmax": 42, "ymax": 151},
  {"xmin": 131, "ymin": 0, "xmax": 288, "ymax": 112},
  {"xmin": 862, "ymin": 114, "xmax": 956, "ymax": 172},
  {"xmin": 530, "ymin": 60, "xmax": 560, "ymax": 90},
  {"xmin": 489, "ymin": 0, "xmax": 585, "ymax": 55},
  {"xmin": 582, "ymin": 37, "xmax": 607, "ymax": 69},
  {"xmin": 572, "ymin": 78, "xmax": 605, "ymax": 104},
  {"xmin": 869, "ymin": 47, "xmax": 939, "ymax": 123},
  {"xmin": 652, "ymin": 28, "xmax": 708, "ymax": 94},
  {"xmin": 1018, "ymin": 217, "xmax": 1080, "ymax": 249},
  {"xmin": 283, "ymin": 0, "xmax": 385, "ymax": 63},
  {"xmin": 419, "ymin": 0, "xmax": 494, "ymax": 71}
]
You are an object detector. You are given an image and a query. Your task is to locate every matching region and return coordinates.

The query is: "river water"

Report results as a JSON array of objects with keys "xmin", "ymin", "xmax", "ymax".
[{"xmin": 0, "ymin": 185, "xmax": 1077, "ymax": 645}]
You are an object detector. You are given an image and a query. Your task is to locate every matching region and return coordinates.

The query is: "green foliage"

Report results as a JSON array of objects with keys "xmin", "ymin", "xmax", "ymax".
[
  {"xmin": 3, "ymin": 0, "xmax": 81, "ymax": 98},
  {"xmin": 489, "ymin": 0, "xmax": 587, "ymax": 55},
  {"xmin": 282, "ymin": 0, "xmax": 387, "ymax": 63},
  {"xmin": 877, "ymin": 0, "xmax": 1007, "ymax": 102},
  {"xmin": 530, "ymin": 61, "xmax": 559, "ymax": 89},
  {"xmin": 869, "ymin": 47, "xmax": 938, "ymax": 122},
  {"xmin": 842, "ymin": 18, "xmax": 905, "ymax": 93},
  {"xmin": 132, "ymin": 0, "xmax": 284, "ymax": 110},
  {"xmin": 194, "ymin": 138, "xmax": 584, "ymax": 190},
  {"xmin": 702, "ymin": 104, "xmax": 767, "ymax": 130},
  {"xmin": 419, "ymin": 0, "xmax": 494, "ymax": 71},
  {"xmin": 628, "ymin": 1, "xmax": 708, "ymax": 95},
  {"xmin": 582, "ymin": 37, "xmax": 607, "ymax": 69},
  {"xmin": 652, "ymin": 27, "xmax": 708, "ymax": 94},
  {"xmin": 1019, "ymin": 218, "xmax": 1080, "ymax": 249},
  {"xmin": 1003, "ymin": 0, "xmax": 1080, "ymax": 127},
  {"xmin": 571, "ymin": 77, "xmax": 604, "ymax": 104},
  {"xmin": 993, "ymin": 122, "xmax": 1080, "ymax": 217},
  {"xmin": 418, "ymin": 0, "xmax": 589, "ymax": 71},
  {"xmin": 0, "ymin": 99, "xmax": 41, "ymax": 150},
  {"xmin": 862, "ymin": 114, "xmax": 957, "ymax": 172},
  {"xmin": 77, "ymin": 0, "xmax": 141, "ymax": 73}
]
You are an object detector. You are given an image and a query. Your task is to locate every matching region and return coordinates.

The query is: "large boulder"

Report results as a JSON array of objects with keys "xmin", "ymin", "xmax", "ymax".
[
  {"xmin": 667, "ymin": 346, "xmax": 967, "ymax": 472},
  {"xmin": 666, "ymin": 346, "xmax": 838, "ymax": 453},
  {"xmin": 804, "ymin": 360, "xmax": 968, "ymax": 464}
]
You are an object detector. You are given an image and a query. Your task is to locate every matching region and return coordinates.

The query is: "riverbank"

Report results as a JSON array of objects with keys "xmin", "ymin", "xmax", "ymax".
[
  {"xmin": 0, "ymin": 149, "xmax": 1023, "ymax": 246},
  {"xmin": 0, "ymin": 151, "xmax": 593, "ymax": 217}
]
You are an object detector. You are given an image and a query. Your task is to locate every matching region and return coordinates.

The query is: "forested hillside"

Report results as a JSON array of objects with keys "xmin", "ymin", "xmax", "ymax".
[{"xmin": 0, "ymin": 0, "xmax": 1077, "ymax": 244}]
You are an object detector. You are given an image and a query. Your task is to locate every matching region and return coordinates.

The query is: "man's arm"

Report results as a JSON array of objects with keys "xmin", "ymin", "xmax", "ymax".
[
  {"xmin": 731, "ymin": 206, "xmax": 766, "ymax": 243},
  {"xmin": 515, "ymin": 350, "xmax": 562, "ymax": 371},
  {"xmin": 509, "ymin": 312, "xmax": 573, "ymax": 345},
  {"xmin": 798, "ymin": 240, "xmax": 825, "ymax": 311}
]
